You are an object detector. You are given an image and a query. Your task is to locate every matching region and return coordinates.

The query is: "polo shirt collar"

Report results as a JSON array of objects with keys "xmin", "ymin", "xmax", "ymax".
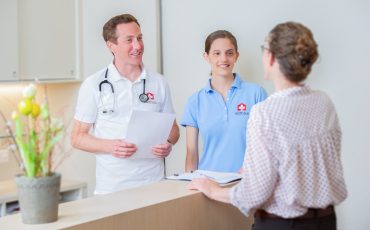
[
  {"xmin": 138, "ymin": 66, "xmax": 148, "ymax": 82},
  {"xmin": 205, "ymin": 73, "xmax": 242, "ymax": 93},
  {"xmin": 107, "ymin": 62, "xmax": 147, "ymax": 83},
  {"xmin": 232, "ymin": 73, "xmax": 242, "ymax": 89}
]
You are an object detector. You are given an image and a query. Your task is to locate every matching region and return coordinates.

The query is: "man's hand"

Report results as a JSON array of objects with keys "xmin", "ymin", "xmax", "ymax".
[
  {"xmin": 151, "ymin": 142, "xmax": 172, "ymax": 158},
  {"xmin": 111, "ymin": 140, "xmax": 137, "ymax": 158}
]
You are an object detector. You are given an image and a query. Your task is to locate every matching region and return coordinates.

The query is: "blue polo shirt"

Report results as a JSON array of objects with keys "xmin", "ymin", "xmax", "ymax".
[{"xmin": 181, "ymin": 74, "xmax": 267, "ymax": 172}]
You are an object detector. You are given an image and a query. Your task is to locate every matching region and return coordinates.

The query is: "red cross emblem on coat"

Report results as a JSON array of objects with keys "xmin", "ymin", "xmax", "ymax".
[
  {"xmin": 237, "ymin": 103, "xmax": 247, "ymax": 111},
  {"xmin": 147, "ymin": 92, "xmax": 155, "ymax": 100}
]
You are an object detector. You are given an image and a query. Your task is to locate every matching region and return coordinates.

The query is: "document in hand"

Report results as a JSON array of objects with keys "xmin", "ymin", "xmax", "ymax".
[
  {"xmin": 125, "ymin": 110, "xmax": 176, "ymax": 158},
  {"xmin": 166, "ymin": 170, "xmax": 242, "ymax": 184}
]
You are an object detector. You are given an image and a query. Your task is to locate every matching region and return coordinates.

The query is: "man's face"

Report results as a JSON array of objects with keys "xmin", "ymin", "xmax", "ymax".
[{"xmin": 107, "ymin": 22, "xmax": 144, "ymax": 67}]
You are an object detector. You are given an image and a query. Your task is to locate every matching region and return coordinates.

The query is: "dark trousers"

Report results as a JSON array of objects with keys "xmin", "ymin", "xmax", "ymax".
[{"xmin": 252, "ymin": 212, "xmax": 337, "ymax": 230}]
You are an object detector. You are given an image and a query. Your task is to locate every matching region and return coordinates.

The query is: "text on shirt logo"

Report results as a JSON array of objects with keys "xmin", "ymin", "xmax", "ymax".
[{"xmin": 235, "ymin": 103, "xmax": 248, "ymax": 115}]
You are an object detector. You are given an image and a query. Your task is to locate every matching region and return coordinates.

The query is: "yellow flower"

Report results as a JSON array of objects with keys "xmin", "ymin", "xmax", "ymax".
[
  {"xmin": 18, "ymin": 99, "xmax": 33, "ymax": 116},
  {"xmin": 31, "ymin": 103, "xmax": 41, "ymax": 118},
  {"xmin": 0, "ymin": 84, "xmax": 65, "ymax": 178}
]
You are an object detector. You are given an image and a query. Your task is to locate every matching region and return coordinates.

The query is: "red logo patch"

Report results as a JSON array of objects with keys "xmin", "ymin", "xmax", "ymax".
[
  {"xmin": 147, "ymin": 92, "xmax": 155, "ymax": 100},
  {"xmin": 237, "ymin": 103, "xmax": 247, "ymax": 111}
]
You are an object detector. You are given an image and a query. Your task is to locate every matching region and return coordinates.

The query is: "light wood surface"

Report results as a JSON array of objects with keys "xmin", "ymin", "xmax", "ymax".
[{"xmin": 0, "ymin": 180, "xmax": 253, "ymax": 230}]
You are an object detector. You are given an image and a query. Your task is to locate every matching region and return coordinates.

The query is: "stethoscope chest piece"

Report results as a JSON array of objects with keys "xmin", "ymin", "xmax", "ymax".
[
  {"xmin": 139, "ymin": 93, "xmax": 149, "ymax": 103},
  {"xmin": 138, "ymin": 78, "xmax": 148, "ymax": 103}
]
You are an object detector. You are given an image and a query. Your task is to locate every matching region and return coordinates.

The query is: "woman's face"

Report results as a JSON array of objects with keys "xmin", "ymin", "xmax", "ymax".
[
  {"xmin": 204, "ymin": 38, "xmax": 239, "ymax": 77},
  {"xmin": 261, "ymin": 41, "xmax": 272, "ymax": 80}
]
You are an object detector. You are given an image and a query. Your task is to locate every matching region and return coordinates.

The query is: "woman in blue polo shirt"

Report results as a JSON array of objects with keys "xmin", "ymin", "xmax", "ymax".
[{"xmin": 181, "ymin": 30, "xmax": 267, "ymax": 173}]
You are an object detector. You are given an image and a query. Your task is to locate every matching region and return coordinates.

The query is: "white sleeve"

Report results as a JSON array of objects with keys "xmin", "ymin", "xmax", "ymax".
[
  {"xmin": 74, "ymin": 78, "xmax": 98, "ymax": 123},
  {"xmin": 161, "ymin": 78, "xmax": 175, "ymax": 114}
]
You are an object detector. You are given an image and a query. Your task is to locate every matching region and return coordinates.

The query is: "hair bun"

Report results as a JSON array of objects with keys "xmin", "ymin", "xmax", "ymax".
[
  {"xmin": 268, "ymin": 21, "xmax": 318, "ymax": 82},
  {"xmin": 299, "ymin": 56, "xmax": 311, "ymax": 67}
]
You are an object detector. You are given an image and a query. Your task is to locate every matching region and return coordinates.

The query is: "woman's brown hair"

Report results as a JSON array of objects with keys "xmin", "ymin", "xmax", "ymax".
[
  {"xmin": 205, "ymin": 30, "xmax": 238, "ymax": 54},
  {"xmin": 268, "ymin": 22, "xmax": 319, "ymax": 82}
]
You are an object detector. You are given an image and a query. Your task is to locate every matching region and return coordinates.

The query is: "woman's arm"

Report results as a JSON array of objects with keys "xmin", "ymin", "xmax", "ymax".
[
  {"xmin": 188, "ymin": 178, "xmax": 231, "ymax": 203},
  {"xmin": 185, "ymin": 126, "xmax": 199, "ymax": 172}
]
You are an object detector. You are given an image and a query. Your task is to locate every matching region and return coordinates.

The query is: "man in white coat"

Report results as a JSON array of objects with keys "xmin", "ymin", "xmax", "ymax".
[{"xmin": 71, "ymin": 14, "xmax": 179, "ymax": 195}]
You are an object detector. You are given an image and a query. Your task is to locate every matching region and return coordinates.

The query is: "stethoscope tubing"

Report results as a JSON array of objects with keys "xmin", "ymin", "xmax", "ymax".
[{"xmin": 99, "ymin": 68, "xmax": 148, "ymax": 103}]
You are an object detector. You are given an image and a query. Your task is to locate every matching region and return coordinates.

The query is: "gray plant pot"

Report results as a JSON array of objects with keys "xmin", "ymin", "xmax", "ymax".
[{"xmin": 15, "ymin": 172, "xmax": 61, "ymax": 224}]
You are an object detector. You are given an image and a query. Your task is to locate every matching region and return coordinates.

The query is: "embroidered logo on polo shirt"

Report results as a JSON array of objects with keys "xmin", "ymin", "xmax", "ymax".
[
  {"xmin": 147, "ymin": 92, "xmax": 155, "ymax": 100},
  {"xmin": 145, "ymin": 92, "xmax": 158, "ymax": 104},
  {"xmin": 235, "ymin": 102, "xmax": 249, "ymax": 115},
  {"xmin": 237, "ymin": 103, "xmax": 247, "ymax": 111}
]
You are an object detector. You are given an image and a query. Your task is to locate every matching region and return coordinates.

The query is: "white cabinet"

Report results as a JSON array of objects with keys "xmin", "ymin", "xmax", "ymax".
[
  {"xmin": 0, "ymin": 0, "xmax": 18, "ymax": 81},
  {"xmin": 0, "ymin": 0, "xmax": 82, "ymax": 82}
]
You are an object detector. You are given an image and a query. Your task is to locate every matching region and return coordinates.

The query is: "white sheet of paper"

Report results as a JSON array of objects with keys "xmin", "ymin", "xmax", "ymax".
[
  {"xmin": 166, "ymin": 170, "xmax": 242, "ymax": 184},
  {"xmin": 125, "ymin": 110, "xmax": 175, "ymax": 159}
]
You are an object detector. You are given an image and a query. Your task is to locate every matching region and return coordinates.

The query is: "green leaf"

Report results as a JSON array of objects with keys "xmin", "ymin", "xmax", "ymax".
[{"xmin": 14, "ymin": 117, "xmax": 23, "ymax": 140}]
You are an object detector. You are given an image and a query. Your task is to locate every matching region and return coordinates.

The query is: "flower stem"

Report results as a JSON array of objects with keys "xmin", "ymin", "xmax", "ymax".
[{"xmin": 0, "ymin": 110, "xmax": 24, "ymax": 173}]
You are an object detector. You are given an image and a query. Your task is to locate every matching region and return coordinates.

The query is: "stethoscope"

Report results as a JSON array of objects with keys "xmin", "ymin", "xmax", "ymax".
[{"xmin": 99, "ymin": 68, "xmax": 149, "ymax": 114}]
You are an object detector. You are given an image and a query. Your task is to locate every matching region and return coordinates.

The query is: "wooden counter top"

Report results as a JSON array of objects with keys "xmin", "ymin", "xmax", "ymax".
[{"xmin": 0, "ymin": 180, "xmax": 252, "ymax": 230}]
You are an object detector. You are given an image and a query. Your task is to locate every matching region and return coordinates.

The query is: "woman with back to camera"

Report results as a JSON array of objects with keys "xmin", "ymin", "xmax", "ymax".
[
  {"xmin": 181, "ymin": 30, "xmax": 267, "ymax": 173},
  {"xmin": 188, "ymin": 22, "xmax": 347, "ymax": 230}
]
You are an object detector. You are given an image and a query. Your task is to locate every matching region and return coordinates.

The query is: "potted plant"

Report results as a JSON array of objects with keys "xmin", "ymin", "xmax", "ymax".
[{"xmin": 0, "ymin": 84, "xmax": 64, "ymax": 224}]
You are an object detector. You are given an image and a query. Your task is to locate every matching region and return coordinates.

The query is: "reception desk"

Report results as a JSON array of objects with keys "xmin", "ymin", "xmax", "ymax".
[{"xmin": 0, "ymin": 180, "xmax": 253, "ymax": 230}]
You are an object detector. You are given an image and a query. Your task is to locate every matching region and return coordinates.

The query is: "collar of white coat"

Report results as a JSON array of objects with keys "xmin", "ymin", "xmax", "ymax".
[{"xmin": 107, "ymin": 62, "xmax": 148, "ymax": 83}]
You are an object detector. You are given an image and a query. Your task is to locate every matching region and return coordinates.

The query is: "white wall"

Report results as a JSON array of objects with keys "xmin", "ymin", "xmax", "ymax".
[
  {"xmin": 82, "ymin": 0, "xmax": 161, "ymax": 75},
  {"xmin": 161, "ymin": 0, "xmax": 370, "ymax": 229}
]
